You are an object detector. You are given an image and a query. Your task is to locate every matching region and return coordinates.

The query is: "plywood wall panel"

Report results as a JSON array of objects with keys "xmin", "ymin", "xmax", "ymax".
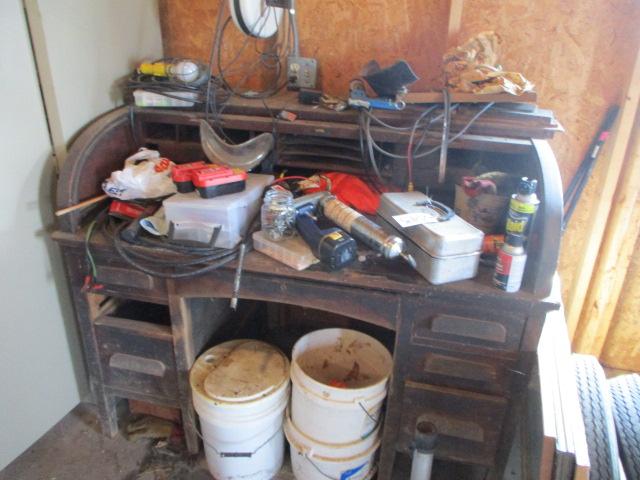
[
  {"xmin": 159, "ymin": 0, "xmax": 449, "ymax": 95},
  {"xmin": 457, "ymin": 0, "xmax": 640, "ymax": 301},
  {"xmin": 297, "ymin": 0, "xmax": 448, "ymax": 94},
  {"xmin": 159, "ymin": 1, "xmax": 640, "ymax": 358}
]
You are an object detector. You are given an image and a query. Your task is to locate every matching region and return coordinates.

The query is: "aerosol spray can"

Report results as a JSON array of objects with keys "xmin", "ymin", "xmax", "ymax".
[
  {"xmin": 494, "ymin": 234, "xmax": 527, "ymax": 292},
  {"xmin": 505, "ymin": 177, "xmax": 540, "ymax": 238}
]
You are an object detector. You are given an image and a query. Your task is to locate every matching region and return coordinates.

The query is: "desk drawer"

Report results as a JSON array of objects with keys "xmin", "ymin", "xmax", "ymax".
[
  {"xmin": 409, "ymin": 300, "xmax": 527, "ymax": 357},
  {"xmin": 398, "ymin": 381, "xmax": 507, "ymax": 467},
  {"xmin": 94, "ymin": 300, "xmax": 178, "ymax": 401},
  {"xmin": 84, "ymin": 254, "xmax": 167, "ymax": 302},
  {"xmin": 406, "ymin": 346, "xmax": 516, "ymax": 396}
]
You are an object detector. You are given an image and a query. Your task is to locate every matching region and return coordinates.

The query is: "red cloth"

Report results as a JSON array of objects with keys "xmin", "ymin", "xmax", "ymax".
[
  {"xmin": 302, "ymin": 173, "xmax": 388, "ymax": 215},
  {"xmin": 462, "ymin": 175, "xmax": 497, "ymax": 197}
]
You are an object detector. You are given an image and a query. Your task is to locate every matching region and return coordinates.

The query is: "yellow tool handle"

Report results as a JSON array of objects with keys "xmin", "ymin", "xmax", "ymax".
[{"xmin": 138, "ymin": 62, "xmax": 169, "ymax": 78}]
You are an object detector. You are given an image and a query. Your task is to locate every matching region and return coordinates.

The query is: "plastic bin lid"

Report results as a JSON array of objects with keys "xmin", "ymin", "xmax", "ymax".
[{"xmin": 197, "ymin": 340, "xmax": 289, "ymax": 403}]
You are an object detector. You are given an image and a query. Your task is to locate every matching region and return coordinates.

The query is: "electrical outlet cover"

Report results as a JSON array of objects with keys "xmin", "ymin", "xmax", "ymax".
[{"xmin": 287, "ymin": 56, "xmax": 318, "ymax": 89}]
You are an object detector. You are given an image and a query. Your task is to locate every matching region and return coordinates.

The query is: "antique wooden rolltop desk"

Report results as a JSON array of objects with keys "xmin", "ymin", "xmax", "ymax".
[{"xmin": 53, "ymin": 94, "xmax": 563, "ymax": 479}]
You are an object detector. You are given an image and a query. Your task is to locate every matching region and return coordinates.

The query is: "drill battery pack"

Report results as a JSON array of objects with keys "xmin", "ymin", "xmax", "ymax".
[
  {"xmin": 171, "ymin": 162, "xmax": 247, "ymax": 199},
  {"xmin": 192, "ymin": 166, "xmax": 247, "ymax": 199},
  {"xmin": 172, "ymin": 161, "xmax": 207, "ymax": 193}
]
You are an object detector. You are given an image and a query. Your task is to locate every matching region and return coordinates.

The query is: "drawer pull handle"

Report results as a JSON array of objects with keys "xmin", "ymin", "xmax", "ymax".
[
  {"xmin": 109, "ymin": 353, "xmax": 166, "ymax": 377},
  {"xmin": 424, "ymin": 354, "xmax": 497, "ymax": 383},
  {"xmin": 96, "ymin": 266, "xmax": 154, "ymax": 290},
  {"xmin": 417, "ymin": 315, "xmax": 507, "ymax": 344},
  {"xmin": 418, "ymin": 413, "xmax": 484, "ymax": 443}
]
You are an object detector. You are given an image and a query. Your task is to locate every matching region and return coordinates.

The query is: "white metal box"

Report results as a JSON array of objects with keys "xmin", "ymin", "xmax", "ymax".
[{"xmin": 378, "ymin": 192, "xmax": 484, "ymax": 284}]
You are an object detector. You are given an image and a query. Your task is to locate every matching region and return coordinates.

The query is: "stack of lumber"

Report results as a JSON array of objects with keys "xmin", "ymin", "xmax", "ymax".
[{"xmin": 527, "ymin": 310, "xmax": 590, "ymax": 480}]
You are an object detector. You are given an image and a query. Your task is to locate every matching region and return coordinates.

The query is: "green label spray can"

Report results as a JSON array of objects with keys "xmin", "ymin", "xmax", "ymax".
[{"xmin": 505, "ymin": 177, "xmax": 540, "ymax": 237}]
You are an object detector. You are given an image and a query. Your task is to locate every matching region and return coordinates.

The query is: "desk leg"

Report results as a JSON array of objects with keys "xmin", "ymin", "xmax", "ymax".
[
  {"xmin": 378, "ymin": 372, "xmax": 404, "ymax": 479},
  {"xmin": 378, "ymin": 302, "xmax": 407, "ymax": 480},
  {"xmin": 64, "ymin": 251, "xmax": 119, "ymax": 437},
  {"xmin": 167, "ymin": 286, "xmax": 199, "ymax": 455},
  {"xmin": 93, "ymin": 381, "xmax": 119, "ymax": 437}
]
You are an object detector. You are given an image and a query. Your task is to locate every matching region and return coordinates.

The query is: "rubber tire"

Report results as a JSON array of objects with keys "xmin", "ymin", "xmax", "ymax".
[
  {"xmin": 573, "ymin": 354, "xmax": 621, "ymax": 480},
  {"xmin": 608, "ymin": 374, "xmax": 640, "ymax": 480}
]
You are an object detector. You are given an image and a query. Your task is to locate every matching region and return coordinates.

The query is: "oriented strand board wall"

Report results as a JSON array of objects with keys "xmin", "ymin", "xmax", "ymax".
[
  {"xmin": 159, "ymin": 1, "xmax": 640, "ymax": 367},
  {"xmin": 159, "ymin": 0, "xmax": 448, "ymax": 94},
  {"xmin": 457, "ymin": 0, "xmax": 640, "ymax": 303}
]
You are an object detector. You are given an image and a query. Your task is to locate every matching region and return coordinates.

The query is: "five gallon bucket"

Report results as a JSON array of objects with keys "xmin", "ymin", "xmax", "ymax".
[
  {"xmin": 284, "ymin": 412, "xmax": 380, "ymax": 480},
  {"xmin": 190, "ymin": 340, "xmax": 290, "ymax": 480},
  {"xmin": 290, "ymin": 328, "xmax": 393, "ymax": 444}
]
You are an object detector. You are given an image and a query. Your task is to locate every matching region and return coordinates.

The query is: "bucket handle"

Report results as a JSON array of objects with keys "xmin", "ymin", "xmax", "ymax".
[
  {"xmin": 188, "ymin": 410, "xmax": 280, "ymax": 458},
  {"xmin": 304, "ymin": 454, "xmax": 377, "ymax": 480},
  {"xmin": 358, "ymin": 402, "xmax": 383, "ymax": 441}
]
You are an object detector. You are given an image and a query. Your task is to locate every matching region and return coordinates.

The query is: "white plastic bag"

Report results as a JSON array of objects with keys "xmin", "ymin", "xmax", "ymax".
[{"xmin": 102, "ymin": 148, "xmax": 177, "ymax": 200}]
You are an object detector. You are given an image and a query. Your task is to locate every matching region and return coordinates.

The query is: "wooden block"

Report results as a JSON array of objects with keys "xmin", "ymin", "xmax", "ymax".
[
  {"xmin": 405, "ymin": 91, "xmax": 538, "ymax": 105},
  {"xmin": 129, "ymin": 399, "xmax": 182, "ymax": 423}
]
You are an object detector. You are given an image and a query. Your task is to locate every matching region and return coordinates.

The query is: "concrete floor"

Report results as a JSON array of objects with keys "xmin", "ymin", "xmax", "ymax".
[
  {"xmin": 0, "ymin": 402, "xmax": 500, "ymax": 480},
  {"xmin": 0, "ymin": 403, "xmax": 295, "ymax": 480},
  {"xmin": 0, "ymin": 404, "xmax": 152, "ymax": 480}
]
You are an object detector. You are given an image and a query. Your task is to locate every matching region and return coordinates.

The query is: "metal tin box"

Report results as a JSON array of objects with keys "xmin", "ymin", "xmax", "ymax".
[{"xmin": 378, "ymin": 192, "xmax": 484, "ymax": 284}]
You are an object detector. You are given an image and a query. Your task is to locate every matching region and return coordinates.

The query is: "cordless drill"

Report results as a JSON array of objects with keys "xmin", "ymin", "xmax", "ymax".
[{"xmin": 293, "ymin": 195, "xmax": 357, "ymax": 271}]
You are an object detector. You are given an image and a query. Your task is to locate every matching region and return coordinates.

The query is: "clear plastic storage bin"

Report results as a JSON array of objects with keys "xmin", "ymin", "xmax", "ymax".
[{"xmin": 163, "ymin": 174, "xmax": 274, "ymax": 248}]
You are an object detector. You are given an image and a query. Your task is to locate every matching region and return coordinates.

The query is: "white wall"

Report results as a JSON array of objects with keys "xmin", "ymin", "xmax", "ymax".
[
  {"xmin": 0, "ymin": 0, "xmax": 162, "ymax": 470},
  {"xmin": 32, "ymin": 0, "xmax": 163, "ymax": 160}
]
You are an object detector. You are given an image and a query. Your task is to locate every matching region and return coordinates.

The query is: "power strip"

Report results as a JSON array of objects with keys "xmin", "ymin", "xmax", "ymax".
[{"xmin": 287, "ymin": 56, "xmax": 318, "ymax": 90}]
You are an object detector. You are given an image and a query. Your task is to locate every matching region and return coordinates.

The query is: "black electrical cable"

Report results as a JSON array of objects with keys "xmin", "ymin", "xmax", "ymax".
[
  {"xmin": 112, "ymin": 221, "xmax": 240, "ymax": 279},
  {"xmin": 359, "ymin": 111, "xmax": 385, "ymax": 184},
  {"xmin": 212, "ymin": 0, "xmax": 292, "ymax": 100},
  {"xmin": 363, "ymin": 105, "xmax": 453, "ymax": 160},
  {"xmin": 105, "ymin": 183, "xmax": 266, "ymax": 280},
  {"xmin": 438, "ymin": 88, "xmax": 451, "ymax": 183},
  {"xmin": 358, "ymin": 102, "xmax": 495, "ymax": 189},
  {"xmin": 364, "ymin": 109, "xmax": 416, "ymax": 131},
  {"xmin": 362, "ymin": 102, "xmax": 494, "ymax": 162},
  {"xmin": 357, "ymin": 111, "xmax": 383, "ymax": 193}
]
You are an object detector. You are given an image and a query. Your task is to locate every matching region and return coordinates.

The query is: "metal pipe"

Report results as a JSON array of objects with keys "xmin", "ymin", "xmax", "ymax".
[
  {"xmin": 410, "ymin": 421, "xmax": 438, "ymax": 480},
  {"xmin": 289, "ymin": 0, "xmax": 300, "ymax": 56}
]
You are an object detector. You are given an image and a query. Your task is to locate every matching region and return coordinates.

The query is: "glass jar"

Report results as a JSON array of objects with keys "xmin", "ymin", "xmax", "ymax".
[{"xmin": 261, "ymin": 188, "xmax": 296, "ymax": 241}]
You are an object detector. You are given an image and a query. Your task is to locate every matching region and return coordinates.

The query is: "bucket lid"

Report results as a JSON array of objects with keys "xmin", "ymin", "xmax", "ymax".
[{"xmin": 192, "ymin": 340, "xmax": 289, "ymax": 403}]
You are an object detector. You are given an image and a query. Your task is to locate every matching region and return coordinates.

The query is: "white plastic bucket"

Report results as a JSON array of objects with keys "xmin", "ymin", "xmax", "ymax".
[
  {"xmin": 291, "ymin": 328, "xmax": 393, "ymax": 444},
  {"xmin": 284, "ymin": 412, "xmax": 380, "ymax": 480},
  {"xmin": 190, "ymin": 340, "xmax": 290, "ymax": 480}
]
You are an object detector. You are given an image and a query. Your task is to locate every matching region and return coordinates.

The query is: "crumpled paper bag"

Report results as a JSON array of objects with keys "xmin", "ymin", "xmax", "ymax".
[{"xmin": 443, "ymin": 31, "xmax": 535, "ymax": 96}]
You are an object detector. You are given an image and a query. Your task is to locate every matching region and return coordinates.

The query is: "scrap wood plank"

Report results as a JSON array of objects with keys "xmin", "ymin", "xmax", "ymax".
[
  {"xmin": 550, "ymin": 310, "xmax": 590, "ymax": 480},
  {"xmin": 447, "ymin": 0, "xmax": 465, "ymax": 48},
  {"xmin": 547, "ymin": 313, "xmax": 576, "ymax": 480},
  {"xmin": 405, "ymin": 91, "xmax": 538, "ymax": 105},
  {"xmin": 537, "ymin": 310, "xmax": 590, "ymax": 480},
  {"xmin": 565, "ymin": 43, "xmax": 640, "ymax": 341},
  {"xmin": 573, "ymin": 113, "xmax": 640, "ymax": 355},
  {"xmin": 535, "ymin": 316, "xmax": 560, "ymax": 480}
]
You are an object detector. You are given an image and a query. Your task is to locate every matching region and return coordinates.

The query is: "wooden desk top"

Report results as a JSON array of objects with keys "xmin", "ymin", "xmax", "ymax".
[{"xmin": 52, "ymin": 229, "xmax": 558, "ymax": 311}]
